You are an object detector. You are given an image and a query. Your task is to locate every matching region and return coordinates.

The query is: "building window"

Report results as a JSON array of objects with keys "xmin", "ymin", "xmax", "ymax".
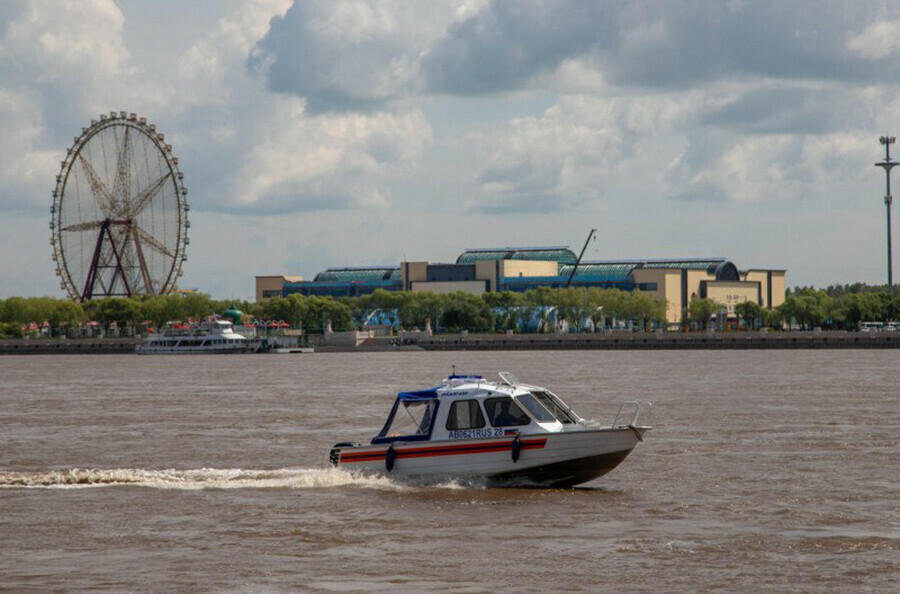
[{"xmin": 637, "ymin": 283, "xmax": 658, "ymax": 291}]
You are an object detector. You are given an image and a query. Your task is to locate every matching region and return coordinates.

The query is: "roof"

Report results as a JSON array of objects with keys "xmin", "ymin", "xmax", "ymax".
[
  {"xmin": 313, "ymin": 267, "xmax": 401, "ymax": 283},
  {"xmin": 559, "ymin": 262, "xmax": 637, "ymax": 282},
  {"xmin": 456, "ymin": 246, "xmax": 577, "ymax": 265},
  {"xmin": 255, "ymin": 275, "xmax": 303, "ymax": 281},
  {"xmin": 397, "ymin": 387, "xmax": 440, "ymax": 401}
]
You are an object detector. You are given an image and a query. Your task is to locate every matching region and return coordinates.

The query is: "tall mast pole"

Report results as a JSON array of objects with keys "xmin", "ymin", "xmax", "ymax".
[{"xmin": 876, "ymin": 136, "xmax": 897, "ymax": 295}]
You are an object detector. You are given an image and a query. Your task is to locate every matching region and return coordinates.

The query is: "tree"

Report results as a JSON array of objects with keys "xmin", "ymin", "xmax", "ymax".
[
  {"xmin": 89, "ymin": 298, "xmax": 142, "ymax": 330},
  {"xmin": 482, "ymin": 291, "xmax": 525, "ymax": 331},
  {"xmin": 180, "ymin": 293, "xmax": 216, "ymax": 322},
  {"xmin": 689, "ymin": 298, "xmax": 725, "ymax": 330},
  {"xmin": 441, "ymin": 293, "xmax": 493, "ymax": 332},
  {"xmin": 627, "ymin": 293, "xmax": 668, "ymax": 331},
  {"xmin": 734, "ymin": 300, "xmax": 763, "ymax": 329},
  {"xmin": 778, "ymin": 290, "xmax": 832, "ymax": 329},
  {"xmin": 49, "ymin": 300, "xmax": 84, "ymax": 334}
]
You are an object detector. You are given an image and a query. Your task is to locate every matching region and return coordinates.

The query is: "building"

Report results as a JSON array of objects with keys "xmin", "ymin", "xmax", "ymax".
[
  {"xmin": 255, "ymin": 275, "xmax": 303, "ymax": 303},
  {"xmin": 271, "ymin": 246, "xmax": 785, "ymax": 324}
]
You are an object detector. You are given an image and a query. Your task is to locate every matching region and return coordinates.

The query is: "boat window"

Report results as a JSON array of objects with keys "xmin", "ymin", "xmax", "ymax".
[
  {"xmin": 379, "ymin": 400, "xmax": 438, "ymax": 438},
  {"xmin": 484, "ymin": 397, "xmax": 530, "ymax": 427},
  {"xmin": 530, "ymin": 391, "xmax": 578, "ymax": 424},
  {"xmin": 446, "ymin": 399, "xmax": 486, "ymax": 430},
  {"xmin": 515, "ymin": 393, "xmax": 557, "ymax": 423}
]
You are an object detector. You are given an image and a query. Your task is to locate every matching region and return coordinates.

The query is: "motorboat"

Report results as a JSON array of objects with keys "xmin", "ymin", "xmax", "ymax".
[
  {"xmin": 329, "ymin": 372, "xmax": 651, "ymax": 487},
  {"xmin": 136, "ymin": 319, "xmax": 252, "ymax": 354}
]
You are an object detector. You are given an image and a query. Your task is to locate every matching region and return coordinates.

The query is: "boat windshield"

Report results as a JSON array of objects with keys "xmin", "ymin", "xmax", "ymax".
[
  {"xmin": 378, "ymin": 400, "xmax": 438, "ymax": 439},
  {"xmin": 529, "ymin": 391, "xmax": 578, "ymax": 424},
  {"xmin": 515, "ymin": 393, "xmax": 558, "ymax": 423}
]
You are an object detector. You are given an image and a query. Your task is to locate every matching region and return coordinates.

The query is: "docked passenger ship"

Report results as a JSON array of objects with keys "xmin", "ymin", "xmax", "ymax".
[{"xmin": 136, "ymin": 319, "xmax": 251, "ymax": 354}]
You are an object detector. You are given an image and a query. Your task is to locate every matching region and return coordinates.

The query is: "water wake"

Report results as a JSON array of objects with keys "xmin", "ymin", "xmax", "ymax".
[{"xmin": 0, "ymin": 467, "xmax": 405, "ymax": 491}]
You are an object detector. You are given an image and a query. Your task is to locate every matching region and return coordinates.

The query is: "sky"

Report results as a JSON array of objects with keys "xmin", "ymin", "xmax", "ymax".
[{"xmin": 2, "ymin": 0, "xmax": 900, "ymax": 300}]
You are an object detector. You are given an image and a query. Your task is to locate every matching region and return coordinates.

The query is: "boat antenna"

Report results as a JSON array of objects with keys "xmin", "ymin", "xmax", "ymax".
[
  {"xmin": 451, "ymin": 364, "xmax": 456, "ymax": 377},
  {"xmin": 566, "ymin": 228, "xmax": 597, "ymax": 288}
]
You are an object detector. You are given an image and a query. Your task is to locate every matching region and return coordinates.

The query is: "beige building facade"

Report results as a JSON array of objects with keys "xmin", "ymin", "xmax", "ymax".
[{"xmin": 255, "ymin": 275, "xmax": 303, "ymax": 302}]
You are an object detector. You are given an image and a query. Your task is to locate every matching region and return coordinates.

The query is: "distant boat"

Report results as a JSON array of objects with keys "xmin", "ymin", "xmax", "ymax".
[{"xmin": 136, "ymin": 319, "xmax": 251, "ymax": 354}]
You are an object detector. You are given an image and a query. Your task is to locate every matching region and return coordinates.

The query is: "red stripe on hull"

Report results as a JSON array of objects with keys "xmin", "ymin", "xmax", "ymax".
[{"xmin": 339, "ymin": 438, "xmax": 546, "ymax": 464}]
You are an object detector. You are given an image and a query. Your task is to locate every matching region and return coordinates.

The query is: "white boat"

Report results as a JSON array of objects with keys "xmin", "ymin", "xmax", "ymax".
[
  {"xmin": 136, "ymin": 319, "xmax": 251, "ymax": 354},
  {"xmin": 329, "ymin": 372, "xmax": 651, "ymax": 488}
]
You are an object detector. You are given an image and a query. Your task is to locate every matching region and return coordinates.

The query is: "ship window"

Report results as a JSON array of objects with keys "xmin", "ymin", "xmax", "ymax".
[
  {"xmin": 530, "ymin": 391, "xmax": 577, "ymax": 424},
  {"xmin": 446, "ymin": 399, "xmax": 486, "ymax": 430},
  {"xmin": 379, "ymin": 400, "xmax": 438, "ymax": 438},
  {"xmin": 484, "ymin": 397, "xmax": 530, "ymax": 427},
  {"xmin": 515, "ymin": 393, "xmax": 557, "ymax": 423}
]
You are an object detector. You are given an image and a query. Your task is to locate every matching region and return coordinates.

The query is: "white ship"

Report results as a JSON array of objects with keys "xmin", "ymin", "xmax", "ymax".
[
  {"xmin": 136, "ymin": 319, "xmax": 251, "ymax": 354},
  {"xmin": 329, "ymin": 372, "xmax": 651, "ymax": 488}
]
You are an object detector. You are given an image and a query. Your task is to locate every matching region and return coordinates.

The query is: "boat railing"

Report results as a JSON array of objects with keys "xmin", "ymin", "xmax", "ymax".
[{"xmin": 612, "ymin": 401, "xmax": 652, "ymax": 428}]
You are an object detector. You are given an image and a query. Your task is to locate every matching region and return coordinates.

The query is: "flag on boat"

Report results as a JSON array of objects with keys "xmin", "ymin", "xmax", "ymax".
[{"xmin": 504, "ymin": 429, "xmax": 519, "ymax": 436}]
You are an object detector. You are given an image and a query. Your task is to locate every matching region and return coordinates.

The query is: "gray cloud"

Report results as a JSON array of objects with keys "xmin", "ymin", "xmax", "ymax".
[
  {"xmin": 608, "ymin": 2, "xmax": 894, "ymax": 89},
  {"xmin": 423, "ymin": 0, "xmax": 620, "ymax": 95},
  {"xmin": 422, "ymin": 0, "xmax": 900, "ymax": 95},
  {"xmin": 700, "ymin": 87, "xmax": 871, "ymax": 135},
  {"xmin": 250, "ymin": 1, "xmax": 454, "ymax": 113}
]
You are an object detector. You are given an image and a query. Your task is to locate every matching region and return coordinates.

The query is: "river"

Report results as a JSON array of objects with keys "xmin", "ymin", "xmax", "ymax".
[{"xmin": 1, "ymin": 351, "xmax": 897, "ymax": 592}]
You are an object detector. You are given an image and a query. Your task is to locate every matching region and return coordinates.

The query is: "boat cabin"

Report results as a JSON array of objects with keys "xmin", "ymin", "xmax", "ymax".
[{"xmin": 371, "ymin": 374, "xmax": 582, "ymax": 444}]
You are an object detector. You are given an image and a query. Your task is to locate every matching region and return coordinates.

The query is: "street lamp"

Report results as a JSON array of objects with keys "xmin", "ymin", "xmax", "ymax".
[{"xmin": 875, "ymin": 136, "xmax": 897, "ymax": 294}]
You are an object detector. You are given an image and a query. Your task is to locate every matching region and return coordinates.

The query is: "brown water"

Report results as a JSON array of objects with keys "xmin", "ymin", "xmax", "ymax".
[{"xmin": 0, "ymin": 351, "xmax": 897, "ymax": 592}]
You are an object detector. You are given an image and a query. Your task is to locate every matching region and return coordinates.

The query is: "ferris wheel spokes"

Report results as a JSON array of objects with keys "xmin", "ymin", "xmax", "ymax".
[
  {"xmin": 126, "ymin": 171, "xmax": 173, "ymax": 219},
  {"xmin": 112, "ymin": 125, "xmax": 132, "ymax": 213},
  {"xmin": 77, "ymin": 153, "xmax": 116, "ymax": 217}
]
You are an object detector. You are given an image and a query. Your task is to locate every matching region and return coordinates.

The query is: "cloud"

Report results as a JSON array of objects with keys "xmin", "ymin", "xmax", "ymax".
[
  {"xmin": 461, "ymin": 92, "xmax": 719, "ymax": 213},
  {"xmin": 212, "ymin": 98, "xmax": 433, "ymax": 214},
  {"xmin": 423, "ymin": 0, "xmax": 620, "ymax": 95},
  {"xmin": 663, "ymin": 131, "xmax": 873, "ymax": 203},
  {"xmin": 423, "ymin": 0, "xmax": 900, "ymax": 95},
  {"xmin": 846, "ymin": 19, "xmax": 900, "ymax": 60},
  {"xmin": 699, "ymin": 85, "xmax": 874, "ymax": 135},
  {"xmin": 250, "ymin": 0, "xmax": 464, "ymax": 112}
]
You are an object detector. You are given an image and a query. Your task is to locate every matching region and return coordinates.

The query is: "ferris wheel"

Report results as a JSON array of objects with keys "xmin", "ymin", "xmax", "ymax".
[{"xmin": 50, "ymin": 111, "xmax": 189, "ymax": 301}]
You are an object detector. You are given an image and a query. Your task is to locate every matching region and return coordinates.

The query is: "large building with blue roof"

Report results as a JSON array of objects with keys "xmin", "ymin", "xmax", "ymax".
[{"xmin": 270, "ymin": 245, "xmax": 785, "ymax": 324}]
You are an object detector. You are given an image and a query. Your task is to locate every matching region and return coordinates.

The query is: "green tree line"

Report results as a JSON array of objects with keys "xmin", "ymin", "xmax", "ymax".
[
  {"xmin": 0, "ymin": 288, "xmax": 669, "ymax": 337},
  {"xmin": 5, "ymin": 285, "xmax": 899, "ymax": 338}
]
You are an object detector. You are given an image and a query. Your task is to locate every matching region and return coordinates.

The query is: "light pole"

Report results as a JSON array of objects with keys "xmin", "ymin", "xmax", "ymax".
[{"xmin": 875, "ymin": 136, "xmax": 897, "ymax": 294}]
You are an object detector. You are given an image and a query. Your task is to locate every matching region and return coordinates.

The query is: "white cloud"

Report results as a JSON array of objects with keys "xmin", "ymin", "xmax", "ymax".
[
  {"xmin": 223, "ymin": 97, "xmax": 433, "ymax": 212},
  {"xmin": 846, "ymin": 19, "xmax": 900, "ymax": 60},
  {"xmin": 664, "ymin": 132, "xmax": 873, "ymax": 203}
]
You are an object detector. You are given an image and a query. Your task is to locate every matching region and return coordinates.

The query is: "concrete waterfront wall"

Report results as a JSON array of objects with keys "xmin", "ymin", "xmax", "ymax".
[
  {"xmin": 0, "ymin": 339, "xmax": 139, "ymax": 355},
  {"xmin": 417, "ymin": 331, "xmax": 900, "ymax": 351}
]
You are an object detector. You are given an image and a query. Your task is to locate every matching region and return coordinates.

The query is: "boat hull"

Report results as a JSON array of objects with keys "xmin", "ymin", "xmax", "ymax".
[
  {"xmin": 332, "ymin": 427, "xmax": 645, "ymax": 488},
  {"xmin": 135, "ymin": 345, "xmax": 251, "ymax": 354}
]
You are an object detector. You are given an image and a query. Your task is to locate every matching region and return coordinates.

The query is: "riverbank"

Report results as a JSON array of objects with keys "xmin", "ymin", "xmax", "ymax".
[
  {"xmin": 3, "ymin": 330, "xmax": 899, "ymax": 354},
  {"xmin": 415, "ymin": 330, "xmax": 900, "ymax": 350},
  {"xmin": 0, "ymin": 338, "xmax": 140, "ymax": 355}
]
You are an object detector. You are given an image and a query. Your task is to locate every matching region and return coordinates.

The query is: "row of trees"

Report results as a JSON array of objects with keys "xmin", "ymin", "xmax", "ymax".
[
  {"xmin": 0, "ymin": 294, "xmax": 251, "ymax": 337},
  {"xmin": 4, "ymin": 285, "xmax": 900, "ymax": 338},
  {"xmin": 777, "ymin": 288, "xmax": 900, "ymax": 330},
  {"xmin": 1, "ymin": 288, "xmax": 671, "ymax": 337}
]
